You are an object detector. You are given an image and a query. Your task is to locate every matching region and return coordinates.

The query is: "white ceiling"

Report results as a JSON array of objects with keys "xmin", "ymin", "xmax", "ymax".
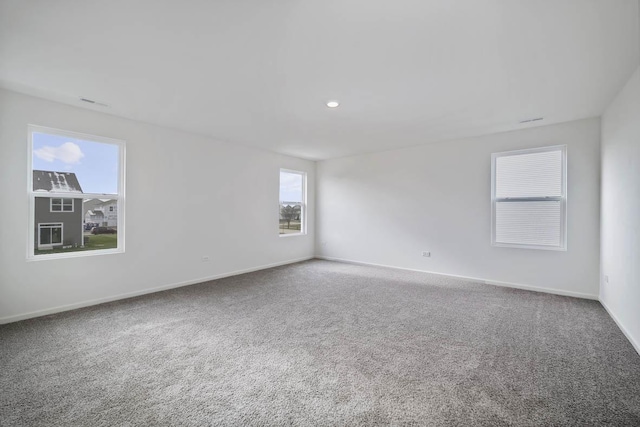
[{"xmin": 1, "ymin": 0, "xmax": 638, "ymax": 160}]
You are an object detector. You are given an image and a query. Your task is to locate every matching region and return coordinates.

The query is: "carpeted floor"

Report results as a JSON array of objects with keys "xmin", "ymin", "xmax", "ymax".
[{"xmin": 1, "ymin": 260, "xmax": 639, "ymax": 426}]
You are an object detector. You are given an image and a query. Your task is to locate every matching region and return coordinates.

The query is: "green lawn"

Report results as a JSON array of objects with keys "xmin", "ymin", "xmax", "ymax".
[
  {"xmin": 280, "ymin": 220, "xmax": 302, "ymax": 234},
  {"xmin": 34, "ymin": 234, "xmax": 118, "ymax": 255}
]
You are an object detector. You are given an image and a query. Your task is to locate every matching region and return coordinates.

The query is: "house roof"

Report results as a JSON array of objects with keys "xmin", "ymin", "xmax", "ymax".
[{"xmin": 33, "ymin": 170, "xmax": 83, "ymax": 193}]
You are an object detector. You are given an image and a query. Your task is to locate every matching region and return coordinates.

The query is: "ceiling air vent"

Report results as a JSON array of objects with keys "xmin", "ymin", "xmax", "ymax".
[
  {"xmin": 519, "ymin": 117, "xmax": 543, "ymax": 124},
  {"xmin": 80, "ymin": 98, "xmax": 109, "ymax": 107}
]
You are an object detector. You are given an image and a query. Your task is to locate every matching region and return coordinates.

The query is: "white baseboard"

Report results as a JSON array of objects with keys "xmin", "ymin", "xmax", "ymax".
[
  {"xmin": 0, "ymin": 256, "xmax": 314, "ymax": 324},
  {"xmin": 315, "ymin": 256, "xmax": 599, "ymax": 300},
  {"xmin": 599, "ymin": 299, "xmax": 640, "ymax": 356}
]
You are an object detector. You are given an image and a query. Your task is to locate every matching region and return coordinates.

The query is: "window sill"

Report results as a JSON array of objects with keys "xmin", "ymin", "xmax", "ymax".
[
  {"xmin": 492, "ymin": 242, "xmax": 567, "ymax": 251},
  {"xmin": 27, "ymin": 248, "xmax": 124, "ymax": 262},
  {"xmin": 279, "ymin": 233, "xmax": 307, "ymax": 238}
]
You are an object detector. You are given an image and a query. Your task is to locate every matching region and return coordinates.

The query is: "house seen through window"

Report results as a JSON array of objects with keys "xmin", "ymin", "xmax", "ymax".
[
  {"xmin": 29, "ymin": 126, "xmax": 125, "ymax": 258},
  {"xmin": 279, "ymin": 169, "xmax": 306, "ymax": 235}
]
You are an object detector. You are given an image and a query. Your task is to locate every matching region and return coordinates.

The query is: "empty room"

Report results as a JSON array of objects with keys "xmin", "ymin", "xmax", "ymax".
[{"xmin": 1, "ymin": 0, "xmax": 639, "ymax": 425}]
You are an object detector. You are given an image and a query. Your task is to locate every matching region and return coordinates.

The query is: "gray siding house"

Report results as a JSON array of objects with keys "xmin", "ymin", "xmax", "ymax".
[{"xmin": 33, "ymin": 170, "xmax": 84, "ymax": 250}]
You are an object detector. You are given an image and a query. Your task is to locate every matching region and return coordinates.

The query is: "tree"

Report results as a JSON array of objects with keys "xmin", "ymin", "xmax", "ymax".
[{"xmin": 280, "ymin": 204, "xmax": 297, "ymax": 229}]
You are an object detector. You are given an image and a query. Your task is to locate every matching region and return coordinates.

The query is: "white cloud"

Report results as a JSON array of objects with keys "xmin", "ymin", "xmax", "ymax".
[{"xmin": 34, "ymin": 142, "xmax": 84, "ymax": 164}]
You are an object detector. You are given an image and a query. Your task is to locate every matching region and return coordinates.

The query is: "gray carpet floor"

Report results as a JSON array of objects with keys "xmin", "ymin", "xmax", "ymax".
[{"xmin": 1, "ymin": 260, "xmax": 639, "ymax": 426}]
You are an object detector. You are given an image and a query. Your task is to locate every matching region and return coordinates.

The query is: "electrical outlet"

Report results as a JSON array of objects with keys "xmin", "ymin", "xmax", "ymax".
[
  {"xmin": 421, "ymin": 251, "xmax": 431, "ymax": 257},
  {"xmin": 201, "ymin": 255, "xmax": 211, "ymax": 262}
]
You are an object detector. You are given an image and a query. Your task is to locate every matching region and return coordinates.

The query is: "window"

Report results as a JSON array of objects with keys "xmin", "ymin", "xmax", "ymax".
[
  {"xmin": 491, "ymin": 145, "xmax": 567, "ymax": 250},
  {"xmin": 50, "ymin": 198, "xmax": 74, "ymax": 212},
  {"xmin": 28, "ymin": 125, "xmax": 125, "ymax": 259},
  {"xmin": 279, "ymin": 169, "xmax": 306, "ymax": 236},
  {"xmin": 38, "ymin": 223, "xmax": 63, "ymax": 249}
]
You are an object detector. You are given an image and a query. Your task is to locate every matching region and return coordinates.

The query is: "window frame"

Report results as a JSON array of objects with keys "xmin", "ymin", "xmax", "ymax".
[
  {"xmin": 50, "ymin": 198, "xmax": 74, "ymax": 213},
  {"xmin": 27, "ymin": 125, "xmax": 126, "ymax": 260},
  {"xmin": 491, "ymin": 145, "xmax": 567, "ymax": 251},
  {"xmin": 279, "ymin": 168, "xmax": 307, "ymax": 237}
]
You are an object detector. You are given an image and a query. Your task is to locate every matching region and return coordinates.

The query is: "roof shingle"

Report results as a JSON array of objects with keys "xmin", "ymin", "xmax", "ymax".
[{"xmin": 33, "ymin": 170, "xmax": 83, "ymax": 193}]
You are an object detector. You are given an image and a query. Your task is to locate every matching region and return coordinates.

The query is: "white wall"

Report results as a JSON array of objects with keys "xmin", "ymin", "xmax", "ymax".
[
  {"xmin": 0, "ymin": 89, "xmax": 315, "ymax": 322},
  {"xmin": 600, "ymin": 66, "xmax": 640, "ymax": 353},
  {"xmin": 316, "ymin": 118, "xmax": 601, "ymax": 298}
]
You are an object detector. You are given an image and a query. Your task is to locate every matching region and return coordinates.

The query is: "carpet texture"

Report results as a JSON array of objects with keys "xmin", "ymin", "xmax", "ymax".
[{"xmin": 1, "ymin": 260, "xmax": 639, "ymax": 426}]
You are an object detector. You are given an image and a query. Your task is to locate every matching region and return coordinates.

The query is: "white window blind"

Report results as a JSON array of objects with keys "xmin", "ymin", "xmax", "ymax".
[{"xmin": 491, "ymin": 146, "xmax": 566, "ymax": 250}]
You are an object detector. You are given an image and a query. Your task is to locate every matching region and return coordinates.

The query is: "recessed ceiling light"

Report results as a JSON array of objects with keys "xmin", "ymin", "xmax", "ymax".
[{"xmin": 326, "ymin": 101, "xmax": 340, "ymax": 108}]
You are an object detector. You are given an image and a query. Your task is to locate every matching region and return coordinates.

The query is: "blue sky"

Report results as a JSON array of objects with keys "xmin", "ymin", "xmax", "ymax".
[{"xmin": 32, "ymin": 132, "xmax": 119, "ymax": 194}]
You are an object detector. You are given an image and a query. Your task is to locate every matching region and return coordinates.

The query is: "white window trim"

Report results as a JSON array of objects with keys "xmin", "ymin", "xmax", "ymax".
[
  {"xmin": 50, "ymin": 198, "xmax": 74, "ymax": 213},
  {"xmin": 279, "ymin": 168, "xmax": 307, "ymax": 237},
  {"xmin": 491, "ymin": 145, "xmax": 567, "ymax": 251},
  {"xmin": 27, "ymin": 125, "xmax": 126, "ymax": 260},
  {"xmin": 37, "ymin": 222, "xmax": 63, "ymax": 249}
]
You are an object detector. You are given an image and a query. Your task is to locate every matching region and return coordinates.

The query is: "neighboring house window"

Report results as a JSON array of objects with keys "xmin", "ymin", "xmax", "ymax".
[
  {"xmin": 279, "ymin": 169, "xmax": 306, "ymax": 236},
  {"xmin": 50, "ymin": 198, "xmax": 74, "ymax": 212},
  {"xmin": 28, "ymin": 125, "xmax": 125, "ymax": 259},
  {"xmin": 38, "ymin": 223, "xmax": 63, "ymax": 248},
  {"xmin": 491, "ymin": 145, "xmax": 567, "ymax": 250}
]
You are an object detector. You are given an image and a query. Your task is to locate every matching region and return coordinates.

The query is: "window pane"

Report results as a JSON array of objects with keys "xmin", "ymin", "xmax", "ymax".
[
  {"xmin": 51, "ymin": 227, "xmax": 62, "ymax": 244},
  {"xmin": 495, "ymin": 149, "xmax": 562, "ymax": 198},
  {"xmin": 279, "ymin": 202, "xmax": 302, "ymax": 235},
  {"xmin": 33, "ymin": 197, "xmax": 118, "ymax": 255},
  {"xmin": 279, "ymin": 171, "xmax": 303, "ymax": 203},
  {"xmin": 39, "ymin": 227, "xmax": 51, "ymax": 245},
  {"xmin": 32, "ymin": 132, "xmax": 119, "ymax": 195},
  {"xmin": 495, "ymin": 201, "xmax": 561, "ymax": 246}
]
